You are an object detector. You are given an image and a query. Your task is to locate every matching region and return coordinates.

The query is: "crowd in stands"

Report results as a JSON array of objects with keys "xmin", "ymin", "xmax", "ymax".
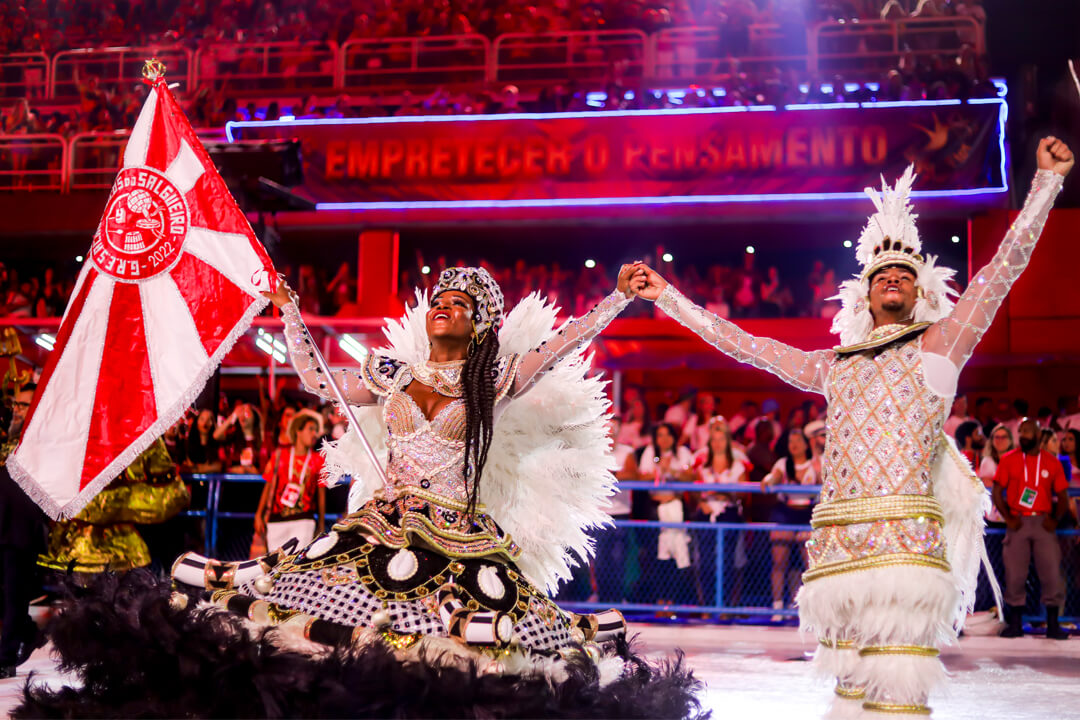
[
  {"xmin": 398, "ymin": 253, "xmax": 863, "ymax": 320},
  {"xmin": 1, "ymin": 1, "xmax": 985, "ymax": 55},
  {"xmin": 2, "ymin": 252, "xmax": 854, "ymax": 320},
  {"xmin": 0, "ymin": 262, "xmax": 74, "ymax": 318}
]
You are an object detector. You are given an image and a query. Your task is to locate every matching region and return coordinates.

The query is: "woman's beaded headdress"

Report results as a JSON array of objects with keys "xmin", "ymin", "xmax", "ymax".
[{"xmin": 434, "ymin": 267, "xmax": 504, "ymax": 338}]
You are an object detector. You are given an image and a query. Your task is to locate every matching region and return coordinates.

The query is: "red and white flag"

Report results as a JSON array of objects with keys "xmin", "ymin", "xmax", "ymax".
[{"xmin": 9, "ymin": 72, "xmax": 275, "ymax": 519}]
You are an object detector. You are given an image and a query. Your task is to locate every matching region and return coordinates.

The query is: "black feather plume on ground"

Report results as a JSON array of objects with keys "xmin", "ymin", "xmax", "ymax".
[{"xmin": 16, "ymin": 570, "xmax": 709, "ymax": 719}]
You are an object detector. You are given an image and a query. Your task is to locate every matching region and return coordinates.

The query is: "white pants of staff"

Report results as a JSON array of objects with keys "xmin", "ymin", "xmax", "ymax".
[{"xmin": 266, "ymin": 518, "xmax": 317, "ymax": 554}]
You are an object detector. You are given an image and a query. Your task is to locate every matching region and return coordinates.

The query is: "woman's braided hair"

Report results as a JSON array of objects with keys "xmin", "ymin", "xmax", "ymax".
[
  {"xmin": 433, "ymin": 267, "xmax": 504, "ymax": 519},
  {"xmin": 461, "ymin": 327, "xmax": 499, "ymax": 518}
]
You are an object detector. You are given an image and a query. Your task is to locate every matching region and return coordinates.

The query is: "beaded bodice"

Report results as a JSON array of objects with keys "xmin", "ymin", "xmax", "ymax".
[
  {"xmin": 805, "ymin": 336, "xmax": 950, "ymax": 577},
  {"xmin": 383, "ymin": 389, "xmax": 469, "ymax": 503},
  {"xmin": 821, "ymin": 336, "xmax": 947, "ymax": 505}
]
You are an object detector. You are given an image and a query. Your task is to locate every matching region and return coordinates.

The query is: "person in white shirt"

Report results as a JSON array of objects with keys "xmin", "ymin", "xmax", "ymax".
[
  {"xmin": 943, "ymin": 394, "xmax": 974, "ymax": 440},
  {"xmin": 617, "ymin": 396, "xmax": 650, "ymax": 449},
  {"xmin": 762, "ymin": 428, "xmax": 817, "ymax": 619},
  {"xmin": 637, "ymin": 423, "xmax": 695, "ymax": 605},
  {"xmin": 691, "ymin": 416, "xmax": 751, "ymax": 608},
  {"xmin": 662, "ymin": 390, "xmax": 695, "ymax": 428},
  {"xmin": 680, "ymin": 391, "xmax": 717, "ymax": 452}
]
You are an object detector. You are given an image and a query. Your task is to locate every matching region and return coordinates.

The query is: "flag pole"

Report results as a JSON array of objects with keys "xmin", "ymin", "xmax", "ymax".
[{"xmin": 296, "ymin": 317, "xmax": 388, "ymax": 486}]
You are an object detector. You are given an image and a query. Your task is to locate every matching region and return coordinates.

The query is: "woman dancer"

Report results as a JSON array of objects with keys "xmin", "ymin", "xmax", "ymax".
[
  {"xmin": 184, "ymin": 265, "xmax": 640, "ymax": 652},
  {"xmin": 23, "ymin": 265, "xmax": 703, "ymax": 718}
]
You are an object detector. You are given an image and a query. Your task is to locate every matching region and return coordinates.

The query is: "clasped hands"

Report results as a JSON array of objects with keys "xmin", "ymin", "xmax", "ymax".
[{"xmin": 616, "ymin": 262, "xmax": 669, "ymax": 301}]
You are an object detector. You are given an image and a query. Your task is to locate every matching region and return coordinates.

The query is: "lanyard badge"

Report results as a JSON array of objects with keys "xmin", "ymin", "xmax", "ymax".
[{"xmin": 1017, "ymin": 454, "xmax": 1042, "ymax": 510}]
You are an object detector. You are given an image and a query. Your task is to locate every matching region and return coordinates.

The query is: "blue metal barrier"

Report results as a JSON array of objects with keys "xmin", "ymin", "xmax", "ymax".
[{"xmin": 178, "ymin": 474, "xmax": 1080, "ymax": 621}]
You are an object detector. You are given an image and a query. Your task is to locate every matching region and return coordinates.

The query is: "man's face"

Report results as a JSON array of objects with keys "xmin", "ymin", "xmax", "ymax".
[
  {"xmin": 1018, "ymin": 420, "xmax": 1039, "ymax": 453},
  {"xmin": 868, "ymin": 265, "xmax": 917, "ymax": 320},
  {"xmin": 9, "ymin": 389, "xmax": 32, "ymax": 434},
  {"xmin": 971, "ymin": 427, "xmax": 985, "ymax": 450},
  {"xmin": 811, "ymin": 433, "xmax": 826, "ymax": 455}
]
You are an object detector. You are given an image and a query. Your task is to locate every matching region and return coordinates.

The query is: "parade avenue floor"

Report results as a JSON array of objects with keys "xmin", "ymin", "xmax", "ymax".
[{"xmin": 3, "ymin": 623, "xmax": 1079, "ymax": 718}]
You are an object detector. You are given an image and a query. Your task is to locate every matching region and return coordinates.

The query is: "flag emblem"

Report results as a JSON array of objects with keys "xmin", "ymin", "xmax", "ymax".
[{"xmin": 94, "ymin": 167, "xmax": 190, "ymax": 280}]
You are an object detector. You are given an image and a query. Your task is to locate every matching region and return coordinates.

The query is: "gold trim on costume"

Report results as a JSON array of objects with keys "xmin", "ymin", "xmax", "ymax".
[
  {"xmin": 860, "ymin": 645, "xmax": 940, "ymax": 658},
  {"xmin": 863, "ymin": 701, "xmax": 931, "ymax": 715},
  {"xmin": 833, "ymin": 322, "xmax": 931, "ymax": 354},
  {"xmin": 811, "ymin": 496, "xmax": 945, "ymax": 529},
  {"xmin": 834, "ymin": 685, "xmax": 867, "ymax": 699},
  {"xmin": 802, "ymin": 552, "xmax": 951, "ymax": 583},
  {"xmin": 818, "ymin": 638, "xmax": 856, "ymax": 649}
]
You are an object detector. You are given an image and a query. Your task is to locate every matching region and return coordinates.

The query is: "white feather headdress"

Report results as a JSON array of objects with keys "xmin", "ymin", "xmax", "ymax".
[
  {"xmin": 830, "ymin": 165, "xmax": 958, "ymax": 346},
  {"xmin": 321, "ymin": 291, "xmax": 618, "ymax": 595}
]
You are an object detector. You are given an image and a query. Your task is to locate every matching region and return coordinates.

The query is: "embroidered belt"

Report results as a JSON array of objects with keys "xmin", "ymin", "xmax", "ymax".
[
  {"xmin": 802, "ymin": 552, "xmax": 951, "ymax": 583},
  {"xmin": 811, "ymin": 495, "xmax": 945, "ymax": 530}
]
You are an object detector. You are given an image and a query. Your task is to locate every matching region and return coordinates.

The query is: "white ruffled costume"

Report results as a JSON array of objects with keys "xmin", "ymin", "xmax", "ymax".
[{"xmin": 654, "ymin": 168, "xmax": 1064, "ymax": 717}]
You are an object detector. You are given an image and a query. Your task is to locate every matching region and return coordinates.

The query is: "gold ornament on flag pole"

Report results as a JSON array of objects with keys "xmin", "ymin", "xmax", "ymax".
[{"xmin": 142, "ymin": 58, "xmax": 167, "ymax": 82}]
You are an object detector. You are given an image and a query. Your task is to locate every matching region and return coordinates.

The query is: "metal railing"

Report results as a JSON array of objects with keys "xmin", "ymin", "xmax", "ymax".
[
  {"xmin": 64, "ymin": 127, "xmax": 228, "ymax": 191},
  {"xmin": 0, "ymin": 19, "xmax": 983, "ymax": 103},
  {"xmin": 50, "ymin": 46, "xmax": 194, "ymax": 99},
  {"xmin": 0, "ymin": 52, "xmax": 49, "ymax": 99},
  {"xmin": 179, "ymin": 474, "xmax": 1080, "ymax": 621},
  {"xmin": 809, "ymin": 17, "xmax": 983, "ymax": 74},
  {"xmin": 653, "ymin": 26, "xmax": 810, "ymax": 79},
  {"xmin": 340, "ymin": 35, "xmax": 491, "ymax": 90},
  {"xmin": 0, "ymin": 133, "xmax": 66, "ymax": 190},
  {"xmin": 493, "ymin": 30, "xmax": 649, "ymax": 84},
  {"xmin": 194, "ymin": 41, "xmax": 339, "ymax": 94}
]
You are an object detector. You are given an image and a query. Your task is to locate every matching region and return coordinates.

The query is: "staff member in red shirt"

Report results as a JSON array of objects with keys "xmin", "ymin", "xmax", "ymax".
[
  {"xmin": 254, "ymin": 409, "xmax": 326, "ymax": 553},
  {"xmin": 993, "ymin": 418, "xmax": 1070, "ymax": 640}
]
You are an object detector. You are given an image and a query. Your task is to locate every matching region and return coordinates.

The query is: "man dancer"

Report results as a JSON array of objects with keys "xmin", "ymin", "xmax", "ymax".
[{"xmin": 633, "ymin": 138, "xmax": 1073, "ymax": 717}]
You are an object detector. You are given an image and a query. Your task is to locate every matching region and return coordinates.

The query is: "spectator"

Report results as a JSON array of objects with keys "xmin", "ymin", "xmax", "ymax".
[
  {"xmin": 254, "ymin": 409, "xmax": 326, "ymax": 553},
  {"xmin": 181, "ymin": 409, "xmax": 223, "ymax": 473},
  {"xmin": 1061, "ymin": 429, "xmax": 1080, "ymax": 483},
  {"xmin": 943, "ymin": 395, "xmax": 974, "ymax": 440},
  {"xmin": 762, "ymin": 428, "xmax": 817, "ymax": 620},
  {"xmin": 980, "ymin": 423, "xmax": 1014, "ymax": 526},
  {"xmin": 992, "ymin": 419, "xmax": 1070, "ymax": 640},
  {"xmin": 594, "ymin": 418, "xmax": 637, "ymax": 604},
  {"xmin": 637, "ymin": 423, "xmax": 694, "ymax": 606},
  {"xmin": 617, "ymin": 395, "xmax": 649, "ymax": 448},
  {"xmin": 1041, "ymin": 428, "xmax": 1070, "ymax": 483},
  {"xmin": 805, "ymin": 419, "xmax": 827, "ymax": 478},
  {"xmin": 974, "ymin": 396, "xmax": 996, "ymax": 436},
  {"xmin": 955, "ymin": 419, "xmax": 985, "ymax": 466},
  {"xmin": 680, "ymin": 391, "xmax": 718, "ymax": 451},
  {"xmin": 663, "ymin": 388, "xmax": 695, "ymax": 428},
  {"xmin": 690, "ymin": 416, "xmax": 751, "ymax": 607},
  {"xmin": 1060, "ymin": 394, "xmax": 1080, "ymax": 432}
]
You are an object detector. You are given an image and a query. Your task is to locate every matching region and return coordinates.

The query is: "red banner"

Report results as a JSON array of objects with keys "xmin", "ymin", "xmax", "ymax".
[{"xmin": 233, "ymin": 101, "xmax": 1005, "ymax": 205}]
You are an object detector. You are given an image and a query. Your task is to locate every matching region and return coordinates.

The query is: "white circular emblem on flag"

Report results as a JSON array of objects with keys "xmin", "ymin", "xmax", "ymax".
[{"xmin": 92, "ymin": 166, "xmax": 189, "ymax": 281}]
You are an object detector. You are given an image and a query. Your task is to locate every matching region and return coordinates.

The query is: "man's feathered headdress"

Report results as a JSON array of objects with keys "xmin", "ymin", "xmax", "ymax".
[{"xmin": 830, "ymin": 165, "xmax": 958, "ymax": 346}]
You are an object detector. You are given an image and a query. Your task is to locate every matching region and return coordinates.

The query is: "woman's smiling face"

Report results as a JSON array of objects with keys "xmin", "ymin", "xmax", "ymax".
[{"xmin": 427, "ymin": 290, "xmax": 474, "ymax": 342}]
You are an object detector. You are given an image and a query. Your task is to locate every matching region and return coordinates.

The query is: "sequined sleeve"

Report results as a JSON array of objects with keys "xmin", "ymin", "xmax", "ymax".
[
  {"xmin": 655, "ymin": 284, "xmax": 832, "ymax": 394},
  {"xmin": 923, "ymin": 170, "xmax": 1065, "ymax": 368},
  {"xmin": 512, "ymin": 289, "xmax": 632, "ymax": 395},
  {"xmin": 281, "ymin": 302, "xmax": 378, "ymax": 405}
]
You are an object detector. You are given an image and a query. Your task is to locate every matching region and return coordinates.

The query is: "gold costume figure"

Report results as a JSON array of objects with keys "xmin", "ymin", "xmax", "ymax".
[{"xmin": 38, "ymin": 438, "xmax": 189, "ymax": 574}]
